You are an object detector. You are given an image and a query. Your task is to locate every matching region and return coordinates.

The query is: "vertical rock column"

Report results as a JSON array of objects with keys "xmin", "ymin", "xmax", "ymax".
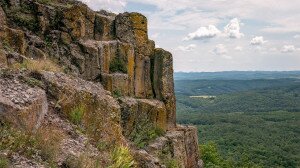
[
  {"xmin": 152, "ymin": 48, "xmax": 176, "ymax": 129},
  {"xmin": 115, "ymin": 12, "xmax": 154, "ymax": 99}
]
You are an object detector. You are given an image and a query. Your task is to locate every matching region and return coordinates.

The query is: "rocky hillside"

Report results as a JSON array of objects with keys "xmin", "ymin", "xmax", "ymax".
[{"xmin": 0, "ymin": 0, "xmax": 202, "ymax": 167}]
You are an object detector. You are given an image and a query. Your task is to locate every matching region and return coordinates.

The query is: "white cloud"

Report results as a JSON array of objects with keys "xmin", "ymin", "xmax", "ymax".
[
  {"xmin": 281, "ymin": 45, "xmax": 296, "ymax": 53},
  {"xmin": 224, "ymin": 18, "xmax": 244, "ymax": 39},
  {"xmin": 183, "ymin": 25, "xmax": 221, "ymax": 41},
  {"xmin": 176, "ymin": 44, "xmax": 197, "ymax": 52},
  {"xmin": 212, "ymin": 44, "xmax": 232, "ymax": 59},
  {"xmin": 234, "ymin": 46, "xmax": 243, "ymax": 51},
  {"xmin": 150, "ymin": 33, "xmax": 160, "ymax": 39},
  {"xmin": 79, "ymin": 0, "xmax": 126, "ymax": 13},
  {"xmin": 294, "ymin": 34, "xmax": 300, "ymax": 39},
  {"xmin": 250, "ymin": 36, "xmax": 267, "ymax": 45}
]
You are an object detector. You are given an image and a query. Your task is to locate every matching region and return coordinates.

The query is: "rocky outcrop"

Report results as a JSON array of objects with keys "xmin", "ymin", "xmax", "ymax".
[
  {"xmin": 41, "ymin": 71, "xmax": 125, "ymax": 145},
  {"xmin": 0, "ymin": 0, "xmax": 201, "ymax": 167},
  {"xmin": 119, "ymin": 97, "xmax": 168, "ymax": 137},
  {"xmin": 0, "ymin": 74, "xmax": 47, "ymax": 132}
]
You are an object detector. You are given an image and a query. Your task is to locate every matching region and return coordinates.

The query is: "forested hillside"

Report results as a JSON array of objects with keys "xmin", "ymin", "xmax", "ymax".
[{"xmin": 175, "ymin": 72, "xmax": 300, "ymax": 167}]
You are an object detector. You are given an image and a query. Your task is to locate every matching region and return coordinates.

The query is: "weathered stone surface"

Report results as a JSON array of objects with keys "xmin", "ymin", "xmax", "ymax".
[
  {"xmin": 101, "ymin": 73, "xmax": 130, "ymax": 97},
  {"xmin": 143, "ymin": 125, "xmax": 202, "ymax": 168},
  {"xmin": 176, "ymin": 125, "xmax": 201, "ymax": 168},
  {"xmin": 119, "ymin": 97, "xmax": 167, "ymax": 137},
  {"xmin": 134, "ymin": 149, "xmax": 162, "ymax": 168},
  {"xmin": 0, "ymin": 1, "xmax": 202, "ymax": 167},
  {"xmin": 63, "ymin": 3, "xmax": 95, "ymax": 40},
  {"xmin": 0, "ymin": 77, "xmax": 47, "ymax": 131},
  {"xmin": 115, "ymin": 12, "xmax": 154, "ymax": 99},
  {"xmin": 6, "ymin": 52, "xmax": 25, "ymax": 66},
  {"xmin": 4, "ymin": 28, "xmax": 27, "ymax": 55},
  {"xmin": 42, "ymin": 71, "xmax": 125, "ymax": 145},
  {"xmin": 152, "ymin": 48, "xmax": 176, "ymax": 129},
  {"xmin": 94, "ymin": 13, "xmax": 115, "ymax": 41},
  {"xmin": 115, "ymin": 12, "xmax": 148, "ymax": 47},
  {"xmin": 77, "ymin": 39, "xmax": 100, "ymax": 80},
  {"xmin": 0, "ymin": 6, "xmax": 6, "ymax": 31}
]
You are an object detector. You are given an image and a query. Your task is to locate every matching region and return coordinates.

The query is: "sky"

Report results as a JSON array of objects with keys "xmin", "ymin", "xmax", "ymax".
[{"xmin": 80, "ymin": 0, "xmax": 300, "ymax": 72}]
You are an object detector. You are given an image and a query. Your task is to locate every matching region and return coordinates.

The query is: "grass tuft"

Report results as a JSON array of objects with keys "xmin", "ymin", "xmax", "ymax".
[{"xmin": 108, "ymin": 146, "xmax": 135, "ymax": 168}]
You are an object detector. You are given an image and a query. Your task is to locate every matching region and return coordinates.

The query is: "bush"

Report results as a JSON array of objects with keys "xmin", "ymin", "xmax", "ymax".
[
  {"xmin": 109, "ymin": 146, "xmax": 135, "ymax": 168},
  {"xmin": 130, "ymin": 118, "xmax": 165, "ymax": 148},
  {"xmin": 109, "ymin": 57, "xmax": 127, "ymax": 73}
]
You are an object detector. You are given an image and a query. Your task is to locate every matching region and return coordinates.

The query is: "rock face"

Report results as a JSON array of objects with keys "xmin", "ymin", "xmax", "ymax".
[
  {"xmin": 0, "ymin": 74, "xmax": 47, "ymax": 132},
  {"xmin": 0, "ymin": 0, "xmax": 201, "ymax": 167},
  {"xmin": 42, "ymin": 71, "xmax": 125, "ymax": 145}
]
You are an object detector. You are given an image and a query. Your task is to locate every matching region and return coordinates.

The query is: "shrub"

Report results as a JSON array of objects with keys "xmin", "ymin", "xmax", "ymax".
[
  {"xmin": 130, "ymin": 118, "xmax": 165, "ymax": 148},
  {"xmin": 113, "ymin": 90, "xmax": 122, "ymax": 98},
  {"xmin": 108, "ymin": 146, "xmax": 135, "ymax": 168},
  {"xmin": 109, "ymin": 57, "xmax": 127, "ymax": 73},
  {"xmin": 69, "ymin": 104, "xmax": 86, "ymax": 125},
  {"xmin": 199, "ymin": 142, "xmax": 234, "ymax": 168}
]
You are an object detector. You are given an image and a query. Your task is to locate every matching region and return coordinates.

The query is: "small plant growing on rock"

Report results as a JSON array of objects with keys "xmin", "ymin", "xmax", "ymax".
[
  {"xmin": 12, "ymin": 59, "xmax": 61, "ymax": 72},
  {"xmin": 0, "ymin": 156, "xmax": 10, "ymax": 168},
  {"xmin": 109, "ymin": 146, "xmax": 135, "ymax": 168},
  {"xmin": 69, "ymin": 104, "xmax": 86, "ymax": 125},
  {"xmin": 130, "ymin": 118, "xmax": 165, "ymax": 149},
  {"xmin": 113, "ymin": 90, "xmax": 122, "ymax": 98},
  {"xmin": 109, "ymin": 57, "xmax": 127, "ymax": 73}
]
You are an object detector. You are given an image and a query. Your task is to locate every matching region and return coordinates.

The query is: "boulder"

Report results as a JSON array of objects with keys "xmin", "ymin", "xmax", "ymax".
[
  {"xmin": 0, "ymin": 76, "xmax": 47, "ymax": 132},
  {"xmin": 152, "ymin": 48, "xmax": 176, "ymax": 129}
]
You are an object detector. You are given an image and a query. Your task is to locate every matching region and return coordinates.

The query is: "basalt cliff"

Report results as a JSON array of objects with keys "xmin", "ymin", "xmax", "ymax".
[{"xmin": 0, "ymin": 0, "xmax": 202, "ymax": 167}]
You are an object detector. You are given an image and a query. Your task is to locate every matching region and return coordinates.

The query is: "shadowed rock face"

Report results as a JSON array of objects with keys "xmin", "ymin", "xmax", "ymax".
[{"xmin": 0, "ymin": 0, "xmax": 201, "ymax": 167}]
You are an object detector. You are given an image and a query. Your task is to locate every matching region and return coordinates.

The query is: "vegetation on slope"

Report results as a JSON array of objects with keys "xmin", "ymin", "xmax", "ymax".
[{"xmin": 175, "ymin": 76, "xmax": 300, "ymax": 167}]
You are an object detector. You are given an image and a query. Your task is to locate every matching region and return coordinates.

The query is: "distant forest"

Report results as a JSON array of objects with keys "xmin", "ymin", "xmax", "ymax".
[{"xmin": 175, "ymin": 72, "xmax": 300, "ymax": 167}]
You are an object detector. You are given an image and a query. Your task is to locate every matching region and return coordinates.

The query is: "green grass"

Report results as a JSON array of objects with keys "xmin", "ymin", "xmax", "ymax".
[
  {"xmin": 69, "ymin": 104, "xmax": 86, "ymax": 125},
  {"xmin": 0, "ymin": 157, "xmax": 10, "ymax": 168},
  {"xmin": 129, "ymin": 118, "xmax": 165, "ymax": 148},
  {"xmin": 108, "ymin": 146, "xmax": 135, "ymax": 168}
]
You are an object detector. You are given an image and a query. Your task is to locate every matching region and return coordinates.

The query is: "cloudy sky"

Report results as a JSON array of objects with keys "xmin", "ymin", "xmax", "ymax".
[{"xmin": 80, "ymin": 0, "xmax": 300, "ymax": 72}]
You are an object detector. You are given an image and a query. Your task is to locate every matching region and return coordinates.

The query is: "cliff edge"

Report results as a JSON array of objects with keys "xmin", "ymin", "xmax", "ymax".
[{"xmin": 0, "ymin": 0, "xmax": 202, "ymax": 167}]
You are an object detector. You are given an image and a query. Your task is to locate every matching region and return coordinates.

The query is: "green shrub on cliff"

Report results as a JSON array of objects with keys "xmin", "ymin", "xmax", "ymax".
[
  {"xmin": 109, "ymin": 146, "xmax": 135, "ymax": 168},
  {"xmin": 109, "ymin": 57, "xmax": 127, "ymax": 73},
  {"xmin": 69, "ymin": 104, "xmax": 86, "ymax": 125},
  {"xmin": 130, "ymin": 118, "xmax": 165, "ymax": 148}
]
